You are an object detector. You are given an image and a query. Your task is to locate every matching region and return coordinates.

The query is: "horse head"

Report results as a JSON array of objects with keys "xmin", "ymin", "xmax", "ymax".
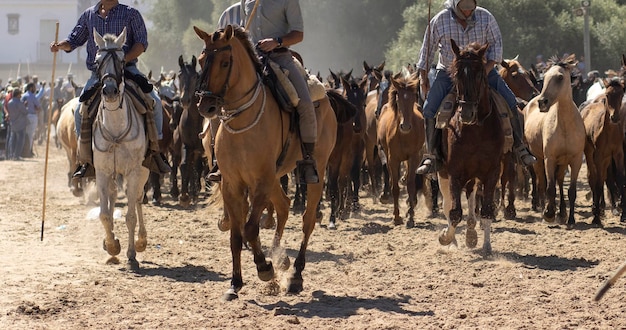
[
  {"xmin": 94, "ymin": 27, "xmax": 126, "ymax": 109},
  {"xmin": 363, "ymin": 60, "xmax": 385, "ymax": 93},
  {"xmin": 450, "ymin": 39, "xmax": 489, "ymax": 125},
  {"xmin": 500, "ymin": 58, "xmax": 539, "ymax": 102},
  {"xmin": 537, "ymin": 54, "xmax": 577, "ymax": 112},
  {"xmin": 177, "ymin": 55, "xmax": 198, "ymax": 109},
  {"xmin": 193, "ymin": 24, "xmax": 261, "ymax": 119},
  {"xmin": 604, "ymin": 79, "xmax": 625, "ymax": 124},
  {"xmin": 389, "ymin": 70, "xmax": 419, "ymax": 133},
  {"xmin": 340, "ymin": 74, "xmax": 367, "ymax": 133},
  {"xmin": 376, "ymin": 70, "xmax": 392, "ymax": 116}
]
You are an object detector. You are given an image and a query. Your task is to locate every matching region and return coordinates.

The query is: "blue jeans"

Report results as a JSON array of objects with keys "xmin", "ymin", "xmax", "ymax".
[
  {"xmin": 75, "ymin": 67, "xmax": 163, "ymax": 139},
  {"xmin": 9, "ymin": 129, "xmax": 25, "ymax": 160},
  {"xmin": 423, "ymin": 68, "xmax": 519, "ymax": 120}
]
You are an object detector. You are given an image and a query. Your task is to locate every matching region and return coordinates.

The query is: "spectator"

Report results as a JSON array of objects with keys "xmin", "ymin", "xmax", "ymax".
[
  {"xmin": 21, "ymin": 82, "xmax": 42, "ymax": 157},
  {"xmin": 6, "ymin": 88, "xmax": 28, "ymax": 160}
]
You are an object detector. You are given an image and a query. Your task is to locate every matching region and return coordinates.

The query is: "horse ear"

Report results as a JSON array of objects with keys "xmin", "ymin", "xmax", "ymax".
[
  {"xmin": 372, "ymin": 69, "xmax": 382, "ymax": 82},
  {"xmin": 224, "ymin": 24, "xmax": 235, "ymax": 40},
  {"xmin": 179, "ymin": 55, "xmax": 184, "ymax": 68},
  {"xmin": 115, "ymin": 27, "xmax": 127, "ymax": 47},
  {"xmin": 93, "ymin": 28, "xmax": 105, "ymax": 49},
  {"xmin": 363, "ymin": 61, "xmax": 371, "ymax": 72},
  {"xmin": 340, "ymin": 75, "xmax": 349, "ymax": 91},
  {"xmin": 478, "ymin": 43, "xmax": 489, "ymax": 58},
  {"xmin": 622, "ymin": 54, "xmax": 626, "ymax": 68},
  {"xmin": 377, "ymin": 61, "xmax": 385, "ymax": 71},
  {"xmin": 148, "ymin": 70, "xmax": 152, "ymax": 80},
  {"xmin": 192, "ymin": 55, "xmax": 197, "ymax": 68},
  {"xmin": 450, "ymin": 39, "xmax": 460, "ymax": 57},
  {"xmin": 501, "ymin": 60, "xmax": 509, "ymax": 69},
  {"xmin": 193, "ymin": 25, "xmax": 209, "ymax": 41}
]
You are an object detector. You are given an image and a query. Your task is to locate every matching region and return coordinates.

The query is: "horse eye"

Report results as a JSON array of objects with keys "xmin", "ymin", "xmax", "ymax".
[{"xmin": 221, "ymin": 61, "xmax": 230, "ymax": 68}]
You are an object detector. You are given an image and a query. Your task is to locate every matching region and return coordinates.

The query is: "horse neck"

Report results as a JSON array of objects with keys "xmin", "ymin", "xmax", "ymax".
[{"xmin": 100, "ymin": 94, "xmax": 132, "ymax": 135}]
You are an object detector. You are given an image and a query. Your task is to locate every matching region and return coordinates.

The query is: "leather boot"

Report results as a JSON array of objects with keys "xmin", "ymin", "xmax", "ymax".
[
  {"xmin": 207, "ymin": 163, "xmax": 221, "ymax": 182},
  {"xmin": 143, "ymin": 152, "xmax": 171, "ymax": 174},
  {"xmin": 72, "ymin": 163, "xmax": 95, "ymax": 178},
  {"xmin": 510, "ymin": 109, "xmax": 537, "ymax": 166},
  {"xmin": 416, "ymin": 118, "xmax": 442, "ymax": 174},
  {"xmin": 297, "ymin": 142, "xmax": 319, "ymax": 184}
]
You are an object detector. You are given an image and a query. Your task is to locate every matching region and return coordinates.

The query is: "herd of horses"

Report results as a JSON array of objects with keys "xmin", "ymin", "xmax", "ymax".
[{"xmin": 51, "ymin": 26, "xmax": 626, "ymax": 300}]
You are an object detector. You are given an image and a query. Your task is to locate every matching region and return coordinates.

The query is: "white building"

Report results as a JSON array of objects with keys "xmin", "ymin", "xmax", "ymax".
[{"xmin": 0, "ymin": 0, "xmax": 152, "ymax": 83}]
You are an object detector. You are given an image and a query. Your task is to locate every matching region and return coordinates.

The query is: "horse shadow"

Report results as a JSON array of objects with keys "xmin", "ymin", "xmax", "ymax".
[
  {"xmin": 247, "ymin": 290, "xmax": 433, "ymax": 319},
  {"xmin": 132, "ymin": 261, "xmax": 226, "ymax": 283},
  {"xmin": 483, "ymin": 252, "xmax": 599, "ymax": 271}
]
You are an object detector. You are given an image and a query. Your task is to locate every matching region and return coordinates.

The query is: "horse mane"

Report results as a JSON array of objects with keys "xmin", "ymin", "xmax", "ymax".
[
  {"xmin": 389, "ymin": 72, "xmax": 418, "ymax": 113},
  {"xmin": 546, "ymin": 54, "xmax": 578, "ymax": 70},
  {"xmin": 224, "ymin": 26, "xmax": 262, "ymax": 72}
]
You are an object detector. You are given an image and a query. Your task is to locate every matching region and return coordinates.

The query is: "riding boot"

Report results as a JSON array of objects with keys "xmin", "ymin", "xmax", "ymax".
[
  {"xmin": 142, "ymin": 151, "xmax": 172, "ymax": 174},
  {"xmin": 297, "ymin": 142, "xmax": 319, "ymax": 184},
  {"xmin": 416, "ymin": 117, "xmax": 442, "ymax": 174},
  {"xmin": 207, "ymin": 163, "xmax": 221, "ymax": 182},
  {"xmin": 510, "ymin": 109, "xmax": 537, "ymax": 166}
]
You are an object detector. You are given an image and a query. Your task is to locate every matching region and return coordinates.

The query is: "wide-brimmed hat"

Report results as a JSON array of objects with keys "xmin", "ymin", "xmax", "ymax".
[
  {"xmin": 605, "ymin": 69, "xmax": 618, "ymax": 76},
  {"xmin": 458, "ymin": 0, "xmax": 477, "ymax": 11}
]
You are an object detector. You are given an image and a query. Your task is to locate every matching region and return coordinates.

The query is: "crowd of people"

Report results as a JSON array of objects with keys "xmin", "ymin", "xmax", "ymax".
[{"xmin": 0, "ymin": 73, "xmax": 82, "ymax": 160}]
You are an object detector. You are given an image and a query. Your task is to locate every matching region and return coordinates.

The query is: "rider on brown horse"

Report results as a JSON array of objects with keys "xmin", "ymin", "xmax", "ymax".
[{"xmin": 415, "ymin": 0, "xmax": 536, "ymax": 174}]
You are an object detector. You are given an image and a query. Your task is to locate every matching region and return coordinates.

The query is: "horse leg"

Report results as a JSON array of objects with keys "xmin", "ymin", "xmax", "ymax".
[
  {"xmin": 179, "ymin": 147, "xmax": 191, "ymax": 207},
  {"xmin": 556, "ymin": 165, "xmax": 568, "ymax": 223},
  {"xmin": 222, "ymin": 185, "xmax": 247, "ymax": 301},
  {"xmin": 479, "ymin": 174, "xmax": 499, "ymax": 255},
  {"xmin": 379, "ymin": 161, "xmax": 392, "ymax": 204},
  {"xmin": 567, "ymin": 159, "xmax": 583, "ymax": 227},
  {"xmin": 327, "ymin": 165, "xmax": 340, "ymax": 229},
  {"xmin": 288, "ymin": 167, "xmax": 325, "ymax": 294},
  {"xmin": 465, "ymin": 188, "xmax": 478, "ymax": 248},
  {"xmin": 125, "ymin": 168, "xmax": 149, "ymax": 269},
  {"xmin": 243, "ymin": 185, "xmax": 275, "ymax": 283},
  {"xmin": 439, "ymin": 177, "xmax": 462, "ymax": 247},
  {"xmin": 405, "ymin": 162, "xmax": 419, "ymax": 228},
  {"xmin": 350, "ymin": 149, "xmax": 364, "ymax": 212},
  {"xmin": 98, "ymin": 175, "xmax": 121, "ymax": 259},
  {"xmin": 389, "ymin": 159, "xmax": 403, "ymax": 226},
  {"xmin": 269, "ymin": 181, "xmax": 291, "ymax": 271}
]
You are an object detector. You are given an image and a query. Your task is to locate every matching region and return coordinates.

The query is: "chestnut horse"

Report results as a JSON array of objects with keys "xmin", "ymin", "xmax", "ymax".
[
  {"xmin": 376, "ymin": 71, "xmax": 425, "ymax": 228},
  {"xmin": 193, "ymin": 25, "xmax": 338, "ymax": 300},
  {"xmin": 437, "ymin": 40, "xmax": 504, "ymax": 254},
  {"xmin": 524, "ymin": 54, "xmax": 585, "ymax": 226},
  {"xmin": 581, "ymin": 79, "xmax": 626, "ymax": 225}
]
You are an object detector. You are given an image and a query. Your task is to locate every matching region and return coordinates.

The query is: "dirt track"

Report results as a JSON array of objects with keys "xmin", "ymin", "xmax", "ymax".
[{"xmin": 2, "ymin": 144, "xmax": 626, "ymax": 329}]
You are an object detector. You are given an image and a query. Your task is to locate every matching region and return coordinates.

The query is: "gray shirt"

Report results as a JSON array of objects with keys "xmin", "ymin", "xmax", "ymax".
[
  {"xmin": 7, "ymin": 97, "xmax": 28, "ymax": 131},
  {"xmin": 243, "ymin": 0, "xmax": 304, "ymax": 44}
]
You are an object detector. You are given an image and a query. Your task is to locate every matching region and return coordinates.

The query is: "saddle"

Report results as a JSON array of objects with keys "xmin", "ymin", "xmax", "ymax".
[{"xmin": 435, "ymin": 88, "xmax": 514, "ymax": 153}]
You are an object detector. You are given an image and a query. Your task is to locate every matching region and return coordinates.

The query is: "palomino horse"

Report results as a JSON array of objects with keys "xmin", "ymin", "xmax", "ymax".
[
  {"xmin": 92, "ymin": 28, "xmax": 149, "ymax": 267},
  {"xmin": 56, "ymin": 97, "xmax": 83, "ymax": 197},
  {"xmin": 173, "ymin": 55, "xmax": 205, "ymax": 207},
  {"xmin": 376, "ymin": 71, "xmax": 425, "ymax": 228},
  {"xmin": 524, "ymin": 54, "xmax": 585, "ymax": 226},
  {"xmin": 193, "ymin": 25, "xmax": 338, "ymax": 299},
  {"xmin": 581, "ymin": 79, "xmax": 626, "ymax": 225},
  {"xmin": 438, "ymin": 40, "xmax": 505, "ymax": 254}
]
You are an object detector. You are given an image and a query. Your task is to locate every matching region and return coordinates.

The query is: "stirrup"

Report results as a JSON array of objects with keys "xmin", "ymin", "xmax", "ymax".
[
  {"xmin": 207, "ymin": 169, "xmax": 222, "ymax": 182},
  {"xmin": 514, "ymin": 145, "xmax": 537, "ymax": 166},
  {"xmin": 416, "ymin": 155, "xmax": 440, "ymax": 175}
]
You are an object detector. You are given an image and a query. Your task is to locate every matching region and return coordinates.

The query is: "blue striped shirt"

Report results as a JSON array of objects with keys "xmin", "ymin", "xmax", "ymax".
[
  {"xmin": 218, "ymin": 3, "xmax": 243, "ymax": 28},
  {"xmin": 66, "ymin": 3, "xmax": 148, "ymax": 72},
  {"xmin": 417, "ymin": 7, "xmax": 503, "ymax": 72}
]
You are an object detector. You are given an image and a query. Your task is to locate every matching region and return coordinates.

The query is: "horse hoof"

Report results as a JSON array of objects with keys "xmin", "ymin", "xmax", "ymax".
[
  {"xmin": 287, "ymin": 279, "xmax": 304, "ymax": 294},
  {"xmin": 504, "ymin": 208, "xmax": 516, "ymax": 220},
  {"xmin": 393, "ymin": 218, "xmax": 403, "ymax": 226},
  {"xmin": 257, "ymin": 261, "xmax": 275, "ymax": 282},
  {"xmin": 179, "ymin": 195, "xmax": 191, "ymax": 208},
  {"xmin": 142, "ymin": 195, "xmax": 148, "ymax": 204},
  {"xmin": 439, "ymin": 229, "xmax": 454, "ymax": 246},
  {"xmin": 466, "ymin": 228, "xmax": 478, "ymax": 248},
  {"xmin": 379, "ymin": 194, "xmax": 393, "ymax": 204},
  {"xmin": 72, "ymin": 188, "xmax": 84, "ymax": 197},
  {"xmin": 103, "ymin": 238, "xmax": 121, "ymax": 256},
  {"xmin": 405, "ymin": 219, "xmax": 415, "ymax": 229},
  {"xmin": 260, "ymin": 215, "xmax": 275, "ymax": 229},
  {"xmin": 328, "ymin": 222, "xmax": 336, "ymax": 230},
  {"xmin": 127, "ymin": 258, "xmax": 140, "ymax": 271},
  {"xmin": 105, "ymin": 256, "xmax": 120, "ymax": 265},
  {"xmin": 135, "ymin": 238, "xmax": 147, "ymax": 252},
  {"xmin": 218, "ymin": 217, "xmax": 231, "ymax": 232},
  {"xmin": 277, "ymin": 255, "xmax": 290, "ymax": 271},
  {"xmin": 222, "ymin": 288, "xmax": 239, "ymax": 301}
]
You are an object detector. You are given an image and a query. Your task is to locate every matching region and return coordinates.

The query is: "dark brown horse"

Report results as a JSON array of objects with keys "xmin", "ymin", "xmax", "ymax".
[
  {"xmin": 174, "ymin": 55, "xmax": 205, "ymax": 207},
  {"xmin": 376, "ymin": 71, "xmax": 425, "ymax": 227},
  {"xmin": 193, "ymin": 25, "xmax": 339, "ymax": 299},
  {"xmin": 581, "ymin": 79, "xmax": 626, "ymax": 225},
  {"xmin": 438, "ymin": 40, "xmax": 504, "ymax": 254}
]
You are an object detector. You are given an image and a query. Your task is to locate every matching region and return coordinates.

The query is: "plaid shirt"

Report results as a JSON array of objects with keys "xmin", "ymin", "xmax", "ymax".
[
  {"xmin": 417, "ymin": 7, "xmax": 503, "ymax": 72},
  {"xmin": 66, "ymin": 3, "xmax": 148, "ymax": 72}
]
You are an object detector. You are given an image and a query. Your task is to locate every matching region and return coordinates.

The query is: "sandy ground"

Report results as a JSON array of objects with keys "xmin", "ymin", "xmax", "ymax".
[{"xmin": 2, "ymin": 141, "xmax": 626, "ymax": 329}]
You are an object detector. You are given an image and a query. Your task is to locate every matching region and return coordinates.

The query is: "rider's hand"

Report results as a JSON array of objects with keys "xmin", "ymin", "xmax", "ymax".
[{"xmin": 257, "ymin": 38, "xmax": 280, "ymax": 53}]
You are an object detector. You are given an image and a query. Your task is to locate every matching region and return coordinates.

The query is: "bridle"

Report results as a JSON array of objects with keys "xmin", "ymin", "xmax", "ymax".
[
  {"xmin": 96, "ymin": 46, "xmax": 125, "ymax": 110},
  {"xmin": 195, "ymin": 44, "xmax": 233, "ymax": 109},
  {"xmin": 454, "ymin": 56, "xmax": 491, "ymax": 125}
]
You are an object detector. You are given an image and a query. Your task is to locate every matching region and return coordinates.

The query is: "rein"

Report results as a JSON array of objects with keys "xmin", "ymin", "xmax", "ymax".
[
  {"xmin": 454, "ymin": 57, "xmax": 492, "ymax": 126},
  {"xmin": 94, "ymin": 95, "xmax": 140, "ymax": 152},
  {"xmin": 195, "ymin": 44, "xmax": 233, "ymax": 107}
]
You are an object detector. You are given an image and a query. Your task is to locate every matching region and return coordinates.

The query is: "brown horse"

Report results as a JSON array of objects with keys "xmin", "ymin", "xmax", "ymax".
[
  {"xmin": 437, "ymin": 40, "xmax": 504, "ymax": 255},
  {"xmin": 524, "ymin": 54, "xmax": 585, "ymax": 226},
  {"xmin": 363, "ymin": 69, "xmax": 389, "ymax": 203},
  {"xmin": 376, "ymin": 71, "xmax": 425, "ymax": 227},
  {"xmin": 498, "ymin": 58, "xmax": 540, "ymax": 219},
  {"xmin": 193, "ymin": 25, "xmax": 338, "ymax": 299},
  {"xmin": 56, "ymin": 97, "xmax": 83, "ymax": 197},
  {"xmin": 581, "ymin": 79, "xmax": 626, "ymax": 225}
]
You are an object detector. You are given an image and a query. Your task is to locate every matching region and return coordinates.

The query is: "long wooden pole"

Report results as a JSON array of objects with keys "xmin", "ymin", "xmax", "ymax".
[
  {"xmin": 244, "ymin": 0, "xmax": 261, "ymax": 31},
  {"xmin": 41, "ymin": 21, "xmax": 60, "ymax": 241}
]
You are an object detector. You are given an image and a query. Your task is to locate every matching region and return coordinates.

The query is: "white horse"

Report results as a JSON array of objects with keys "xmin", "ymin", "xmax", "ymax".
[{"xmin": 92, "ymin": 27, "xmax": 149, "ymax": 267}]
